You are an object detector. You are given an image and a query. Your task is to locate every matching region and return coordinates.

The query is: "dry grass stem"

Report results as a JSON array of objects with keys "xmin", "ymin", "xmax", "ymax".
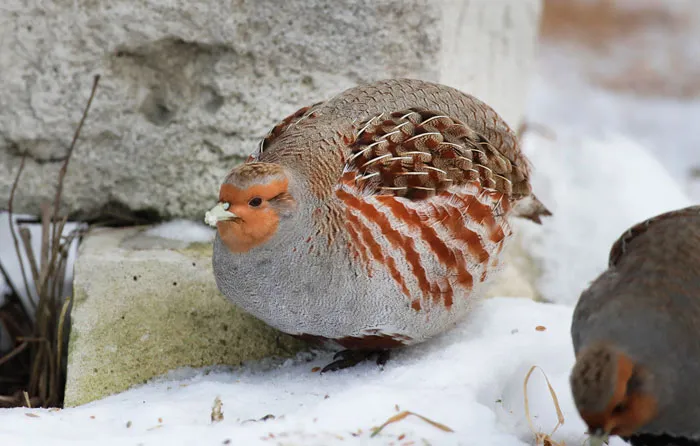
[
  {"xmin": 55, "ymin": 296, "xmax": 72, "ymax": 380},
  {"xmin": 523, "ymin": 365, "xmax": 566, "ymax": 446},
  {"xmin": 0, "ymin": 342, "xmax": 28, "ymax": 367},
  {"xmin": 370, "ymin": 410, "xmax": 454, "ymax": 438},
  {"xmin": 39, "ymin": 203, "xmax": 51, "ymax": 281},
  {"xmin": 0, "ymin": 74, "xmax": 101, "ymax": 408},
  {"xmin": 7, "ymin": 155, "xmax": 35, "ymax": 312},
  {"xmin": 49, "ymin": 75, "xmax": 100, "ymax": 260}
]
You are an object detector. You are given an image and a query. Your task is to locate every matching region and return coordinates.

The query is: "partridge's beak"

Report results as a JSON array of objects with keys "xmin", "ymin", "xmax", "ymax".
[
  {"xmin": 587, "ymin": 429, "xmax": 610, "ymax": 446},
  {"xmin": 204, "ymin": 203, "xmax": 238, "ymax": 227}
]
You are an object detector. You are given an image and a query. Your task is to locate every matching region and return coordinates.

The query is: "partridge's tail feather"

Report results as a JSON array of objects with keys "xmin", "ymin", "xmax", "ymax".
[{"xmin": 511, "ymin": 194, "xmax": 552, "ymax": 225}]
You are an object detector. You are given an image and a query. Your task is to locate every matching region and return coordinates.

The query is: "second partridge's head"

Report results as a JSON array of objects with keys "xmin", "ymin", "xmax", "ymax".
[
  {"xmin": 570, "ymin": 342, "xmax": 658, "ymax": 440},
  {"xmin": 205, "ymin": 162, "xmax": 297, "ymax": 253}
]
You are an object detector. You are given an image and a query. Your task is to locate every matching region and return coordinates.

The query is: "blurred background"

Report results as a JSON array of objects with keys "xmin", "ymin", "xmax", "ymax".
[{"xmin": 533, "ymin": 0, "xmax": 700, "ymax": 199}]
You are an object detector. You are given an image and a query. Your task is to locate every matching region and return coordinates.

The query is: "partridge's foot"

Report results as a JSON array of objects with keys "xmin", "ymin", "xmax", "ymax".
[{"xmin": 320, "ymin": 349, "xmax": 390, "ymax": 373}]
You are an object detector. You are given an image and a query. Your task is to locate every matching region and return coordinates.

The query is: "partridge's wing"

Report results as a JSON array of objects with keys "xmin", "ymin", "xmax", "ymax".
[
  {"xmin": 340, "ymin": 107, "xmax": 530, "ymax": 206},
  {"xmin": 248, "ymin": 101, "xmax": 326, "ymax": 161}
]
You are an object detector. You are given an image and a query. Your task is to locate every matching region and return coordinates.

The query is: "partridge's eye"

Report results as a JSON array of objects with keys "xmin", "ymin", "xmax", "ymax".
[
  {"xmin": 612, "ymin": 402, "xmax": 626, "ymax": 415},
  {"xmin": 248, "ymin": 197, "xmax": 263, "ymax": 207}
]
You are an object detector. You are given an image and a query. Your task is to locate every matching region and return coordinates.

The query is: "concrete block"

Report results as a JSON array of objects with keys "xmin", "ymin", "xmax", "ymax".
[{"xmin": 65, "ymin": 226, "xmax": 307, "ymax": 407}]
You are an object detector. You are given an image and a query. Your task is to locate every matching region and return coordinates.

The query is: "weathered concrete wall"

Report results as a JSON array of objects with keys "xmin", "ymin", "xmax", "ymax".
[
  {"xmin": 440, "ymin": 0, "xmax": 543, "ymax": 128},
  {"xmin": 0, "ymin": 0, "xmax": 543, "ymax": 221}
]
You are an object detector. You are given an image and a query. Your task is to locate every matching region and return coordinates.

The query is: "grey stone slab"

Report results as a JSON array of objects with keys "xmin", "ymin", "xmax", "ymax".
[{"xmin": 65, "ymin": 226, "xmax": 307, "ymax": 407}]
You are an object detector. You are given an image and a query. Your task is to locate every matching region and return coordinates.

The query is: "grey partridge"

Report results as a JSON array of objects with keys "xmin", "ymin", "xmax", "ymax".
[
  {"xmin": 205, "ymin": 78, "xmax": 550, "ymax": 372},
  {"xmin": 570, "ymin": 205, "xmax": 700, "ymax": 446}
]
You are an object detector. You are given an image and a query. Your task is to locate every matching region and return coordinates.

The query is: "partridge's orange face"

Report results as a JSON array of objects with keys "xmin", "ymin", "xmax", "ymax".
[
  {"xmin": 572, "ymin": 346, "xmax": 658, "ymax": 438},
  {"xmin": 205, "ymin": 163, "xmax": 296, "ymax": 253}
]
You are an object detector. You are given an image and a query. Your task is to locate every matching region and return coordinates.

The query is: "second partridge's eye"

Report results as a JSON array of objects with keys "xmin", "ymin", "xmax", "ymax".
[
  {"xmin": 612, "ymin": 402, "xmax": 626, "ymax": 414},
  {"xmin": 248, "ymin": 197, "xmax": 263, "ymax": 207}
]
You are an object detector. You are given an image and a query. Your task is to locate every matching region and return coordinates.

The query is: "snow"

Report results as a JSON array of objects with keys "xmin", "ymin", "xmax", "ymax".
[
  {"xmin": 519, "ymin": 131, "xmax": 692, "ymax": 306},
  {"xmin": 143, "ymin": 219, "xmax": 215, "ymax": 243},
  {"xmin": 526, "ymin": 64, "xmax": 700, "ymax": 201},
  {"xmin": 0, "ymin": 271, "xmax": 7, "ymax": 302}
]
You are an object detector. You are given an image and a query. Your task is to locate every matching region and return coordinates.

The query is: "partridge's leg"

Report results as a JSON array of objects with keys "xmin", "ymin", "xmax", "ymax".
[{"xmin": 320, "ymin": 349, "xmax": 391, "ymax": 373}]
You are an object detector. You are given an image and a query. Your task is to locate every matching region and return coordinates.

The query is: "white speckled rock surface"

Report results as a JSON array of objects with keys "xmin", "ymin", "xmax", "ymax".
[{"xmin": 0, "ymin": 0, "xmax": 542, "ymax": 220}]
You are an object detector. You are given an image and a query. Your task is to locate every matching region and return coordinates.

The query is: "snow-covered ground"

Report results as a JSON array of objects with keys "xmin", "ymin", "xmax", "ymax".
[
  {"xmin": 142, "ymin": 219, "xmax": 215, "ymax": 243},
  {"xmin": 0, "ymin": 298, "xmax": 582, "ymax": 446},
  {"xmin": 520, "ymin": 131, "xmax": 692, "ymax": 306},
  {"xmin": 0, "ymin": 129, "xmax": 692, "ymax": 446}
]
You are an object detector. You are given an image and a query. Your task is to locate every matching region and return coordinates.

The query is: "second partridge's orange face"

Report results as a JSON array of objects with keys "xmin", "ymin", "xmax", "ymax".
[
  {"xmin": 205, "ymin": 163, "xmax": 296, "ymax": 253},
  {"xmin": 572, "ymin": 346, "xmax": 658, "ymax": 438}
]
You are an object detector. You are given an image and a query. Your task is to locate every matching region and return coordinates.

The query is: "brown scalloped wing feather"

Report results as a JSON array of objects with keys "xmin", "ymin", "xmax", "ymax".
[
  {"xmin": 256, "ymin": 101, "xmax": 326, "ymax": 157},
  {"xmin": 341, "ymin": 108, "xmax": 530, "ymax": 201}
]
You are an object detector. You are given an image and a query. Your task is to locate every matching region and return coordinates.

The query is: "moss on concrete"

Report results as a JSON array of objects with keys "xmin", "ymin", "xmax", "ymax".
[
  {"xmin": 65, "ymin": 227, "xmax": 308, "ymax": 407},
  {"xmin": 176, "ymin": 241, "xmax": 214, "ymax": 257}
]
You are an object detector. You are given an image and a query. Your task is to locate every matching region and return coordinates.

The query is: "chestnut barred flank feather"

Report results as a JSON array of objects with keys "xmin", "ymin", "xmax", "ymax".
[{"xmin": 335, "ymin": 181, "xmax": 510, "ymax": 311}]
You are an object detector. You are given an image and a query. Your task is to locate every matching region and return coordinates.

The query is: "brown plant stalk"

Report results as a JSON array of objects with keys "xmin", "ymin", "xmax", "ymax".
[{"xmin": 0, "ymin": 74, "xmax": 100, "ymax": 407}]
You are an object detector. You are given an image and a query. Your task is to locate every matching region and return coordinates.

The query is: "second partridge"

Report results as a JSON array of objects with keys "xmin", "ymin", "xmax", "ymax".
[{"xmin": 570, "ymin": 205, "xmax": 700, "ymax": 446}]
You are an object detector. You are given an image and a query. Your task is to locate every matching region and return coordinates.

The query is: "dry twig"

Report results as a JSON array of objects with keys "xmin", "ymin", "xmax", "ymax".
[
  {"xmin": 7, "ymin": 156, "xmax": 35, "ymax": 311},
  {"xmin": 0, "ymin": 342, "xmax": 28, "ymax": 368},
  {"xmin": 0, "ymin": 74, "xmax": 100, "ymax": 408}
]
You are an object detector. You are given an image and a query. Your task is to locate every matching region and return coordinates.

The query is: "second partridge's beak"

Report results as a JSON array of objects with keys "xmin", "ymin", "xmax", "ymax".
[
  {"xmin": 587, "ymin": 430, "xmax": 610, "ymax": 446},
  {"xmin": 204, "ymin": 203, "xmax": 237, "ymax": 227}
]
